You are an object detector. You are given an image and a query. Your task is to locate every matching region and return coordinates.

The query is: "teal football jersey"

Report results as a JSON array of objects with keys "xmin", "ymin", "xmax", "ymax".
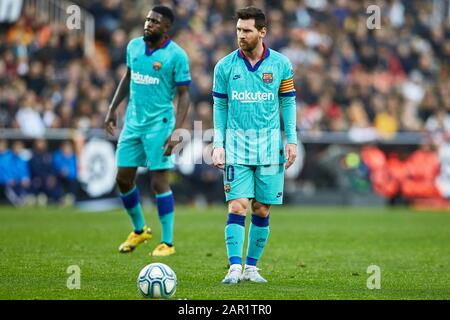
[
  {"xmin": 125, "ymin": 36, "xmax": 191, "ymax": 132},
  {"xmin": 212, "ymin": 45, "xmax": 297, "ymax": 165}
]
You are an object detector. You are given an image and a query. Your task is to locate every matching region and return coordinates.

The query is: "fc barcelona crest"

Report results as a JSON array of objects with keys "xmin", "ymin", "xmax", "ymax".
[
  {"xmin": 262, "ymin": 73, "xmax": 273, "ymax": 83},
  {"xmin": 153, "ymin": 61, "xmax": 162, "ymax": 71}
]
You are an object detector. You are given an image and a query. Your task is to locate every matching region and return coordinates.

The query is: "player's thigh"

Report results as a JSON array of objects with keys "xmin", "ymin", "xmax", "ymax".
[
  {"xmin": 142, "ymin": 131, "xmax": 174, "ymax": 171},
  {"xmin": 224, "ymin": 164, "xmax": 255, "ymax": 202},
  {"xmin": 116, "ymin": 130, "xmax": 147, "ymax": 167},
  {"xmin": 255, "ymin": 164, "xmax": 285, "ymax": 205}
]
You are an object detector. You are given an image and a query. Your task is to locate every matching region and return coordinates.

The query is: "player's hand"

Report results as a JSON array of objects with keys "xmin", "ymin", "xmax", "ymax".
[
  {"xmin": 104, "ymin": 110, "xmax": 117, "ymax": 136},
  {"xmin": 212, "ymin": 147, "xmax": 225, "ymax": 170},
  {"xmin": 285, "ymin": 144, "xmax": 297, "ymax": 170},
  {"xmin": 163, "ymin": 133, "xmax": 180, "ymax": 156}
]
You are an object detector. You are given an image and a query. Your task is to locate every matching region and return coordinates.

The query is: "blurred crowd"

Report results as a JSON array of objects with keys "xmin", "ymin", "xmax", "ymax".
[
  {"xmin": 0, "ymin": 0, "xmax": 449, "ymax": 141},
  {"xmin": 0, "ymin": 139, "xmax": 78, "ymax": 206}
]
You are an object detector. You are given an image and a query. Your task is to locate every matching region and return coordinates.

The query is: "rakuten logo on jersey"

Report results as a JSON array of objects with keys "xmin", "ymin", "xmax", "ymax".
[
  {"xmin": 231, "ymin": 90, "xmax": 274, "ymax": 103},
  {"xmin": 131, "ymin": 71, "xmax": 160, "ymax": 85}
]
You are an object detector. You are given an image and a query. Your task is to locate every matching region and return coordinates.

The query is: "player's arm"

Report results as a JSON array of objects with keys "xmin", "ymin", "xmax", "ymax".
[
  {"xmin": 279, "ymin": 61, "xmax": 298, "ymax": 169},
  {"xmin": 163, "ymin": 50, "xmax": 192, "ymax": 155},
  {"xmin": 105, "ymin": 67, "xmax": 131, "ymax": 136},
  {"xmin": 163, "ymin": 85, "xmax": 191, "ymax": 156},
  {"xmin": 212, "ymin": 63, "xmax": 228, "ymax": 169}
]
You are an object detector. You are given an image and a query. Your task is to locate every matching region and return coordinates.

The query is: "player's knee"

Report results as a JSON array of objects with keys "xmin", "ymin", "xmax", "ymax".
[
  {"xmin": 252, "ymin": 201, "xmax": 270, "ymax": 217},
  {"xmin": 151, "ymin": 178, "xmax": 169, "ymax": 195},
  {"xmin": 116, "ymin": 173, "xmax": 134, "ymax": 193},
  {"xmin": 228, "ymin": 199, "xmax": 248, "ymax": 215}
]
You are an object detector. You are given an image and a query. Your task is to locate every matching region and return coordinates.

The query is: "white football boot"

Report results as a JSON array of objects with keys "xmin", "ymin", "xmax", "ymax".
[
  {"xmin": 222, "ymin": 264, "xmax": 242, "ymax": 284},
  {"xmin": 241, "ymin": 266, "xmax": 267, "ymax": 283}
]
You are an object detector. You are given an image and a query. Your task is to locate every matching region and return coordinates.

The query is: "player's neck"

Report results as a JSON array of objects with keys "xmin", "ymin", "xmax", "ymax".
[
  {"xmin": 241, "ymin": 42, "xmax": 265, "ymax": 66},
  {"xmin": 146, "ymin": 35, "xmax": 169, "ymax": 49}
]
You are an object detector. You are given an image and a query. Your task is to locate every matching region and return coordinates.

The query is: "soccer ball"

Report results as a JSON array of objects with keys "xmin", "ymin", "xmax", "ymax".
[{"xmin": 137, "ymin": 263, "xmax": 177, "ymax": 299}]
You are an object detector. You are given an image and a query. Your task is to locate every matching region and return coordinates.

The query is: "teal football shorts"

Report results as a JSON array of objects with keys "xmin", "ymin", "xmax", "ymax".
[
  {"xmin": 223, "ymin": 164, "xmax": 285, "ymax": 205},
  {"xmin": 116, "ymin": 126, "xmax": 174, "ymax": 171}
]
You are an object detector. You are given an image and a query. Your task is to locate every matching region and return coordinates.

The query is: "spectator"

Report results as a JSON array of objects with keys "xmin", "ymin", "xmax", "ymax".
[
  {"xmin": 425, "ymin": 108, "xmax": 450, "ymax": 147},
  {"xmin": 0, "ymin": 140, "xmax": 13, "ymax": 203},
  {"xmin": 29, "ymin": 139, "xmax": 62, "ymax": 205},
  {"xmin": 25, "ymin": 60, "xmax": 46, "ymax": 95},
  {"xmin": 89, "ymin": 0, "xmax": 122, "ymax": 42},
  {"xmin": 7, "ymin": 141, "xmax": 32, "ymax": 206},
  {"xmin": 14, "ymin": 91, "xmax": 45, "ymax": 137},
  {"xmin": 109, "ymin": 29, "xmax": 128, "ymax": 70},
  {"xmin": 53, "ymin": 141, "xmax": 78, "ymax": 205},
  {"xmin": 373, "ymin": 94, "xmax": 399, "ymax": 139},
  {"xmin": 347, "ymin": 99, "xmax": 378, "ymax": 142}
]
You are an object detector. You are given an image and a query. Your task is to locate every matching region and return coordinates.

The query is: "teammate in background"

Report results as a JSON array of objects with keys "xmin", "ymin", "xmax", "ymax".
[
  {"xmin": 104, "ymin": 6, "xmax": 191, "ymax": 256},
  {"xmin": 212, "ymin": 7, "xmax": 297, "ymax": 283}
]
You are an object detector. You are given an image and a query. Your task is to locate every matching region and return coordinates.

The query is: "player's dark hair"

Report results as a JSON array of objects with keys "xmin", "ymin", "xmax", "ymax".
[
  {"xmin": 236, "ymin": 6, "xmax": 267, "ymax": 30},
  {"xmin": 152, "ymin": 5, "xmax": 174, "ymax": 25}
]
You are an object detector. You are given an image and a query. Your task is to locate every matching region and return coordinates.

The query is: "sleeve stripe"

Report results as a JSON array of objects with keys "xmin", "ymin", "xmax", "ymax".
[
  {"xmin": 176, "ymin": 80, "xmax": 191, "ymax": 86},
  {"xmin": 280, "ymin": 79, "xmax": 294, "ymax": 85},
  {"xmin": 279, "ymin": 91, "xmax": 296, "ymax": 97},
  {"xmin": 280, "ymin": 84, "xmax": 295, "ymax": 90},
  {"xmin": 279, "ymin": 86, "xmax": 295, "ymax": 93},
  {"xmin": 212, "ymin": 91, "xmax": 228, "ymax": 99}
]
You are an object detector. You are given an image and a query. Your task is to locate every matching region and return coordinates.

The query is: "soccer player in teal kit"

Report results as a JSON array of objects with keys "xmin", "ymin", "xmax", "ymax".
[
  {"xmin": 212, "ymin": 7, "xmax": 297, "ymax": 283},
  {"xmin": 105, "ymin": 6, "xmax": 191, "ymax": 257}
]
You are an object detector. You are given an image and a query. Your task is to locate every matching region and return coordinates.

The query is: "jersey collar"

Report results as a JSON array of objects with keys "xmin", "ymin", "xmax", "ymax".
[
  {"xmin": 144, "ymin": 36, "xmax": 171, "ymax": 56},
  {"xmin": 237, "ymin": 43, "xmax": 270, "ymax": 72}
]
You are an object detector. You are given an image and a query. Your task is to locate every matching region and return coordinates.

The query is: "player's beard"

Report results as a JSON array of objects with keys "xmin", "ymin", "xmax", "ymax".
[
  {"xmin": 239, "ymin": 37, "xmax": 259, "ymax": 53},
  {"xmin": 144, "ymin": 32, "xmax": 163, "ymax": 43}
]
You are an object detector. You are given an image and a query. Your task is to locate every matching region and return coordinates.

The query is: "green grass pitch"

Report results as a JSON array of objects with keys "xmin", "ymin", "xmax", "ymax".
[{"xmin": 0, "ymin": 205, "xmax": 449, "ymax": 300}]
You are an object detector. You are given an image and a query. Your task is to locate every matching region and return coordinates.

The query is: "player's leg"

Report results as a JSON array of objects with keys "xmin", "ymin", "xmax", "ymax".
[
  {"xmin": 117, "ymin": 167, "xmax": 144, "ymax": 232},
  {"xmin": 142, "ymin": 129, "xmax": 176, "ymax": 257},
  {"xmin": 241, "ymin": 164, "xmax": 285, "ymax": 282},
  {"xmin": 241, "ymin": 200, "xmax": 270, "ymax": 283},
  {"xmin": 116, "ymin": 132, "xmax": 152, "ymax": 253},
  {"xmin": 222, "ymin": 197, "xmax": 249, "ymax": 284},
  {"xmin": 150, "ymin": 169, "xmax": 176, "ymax": 257},
  {"xmin": 116, "ymin": 167, "xmax": 152, "ymax": 253},
  {"xmin": 222, "ymin": 164, "xmax": 254, "ymax": 284}
]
